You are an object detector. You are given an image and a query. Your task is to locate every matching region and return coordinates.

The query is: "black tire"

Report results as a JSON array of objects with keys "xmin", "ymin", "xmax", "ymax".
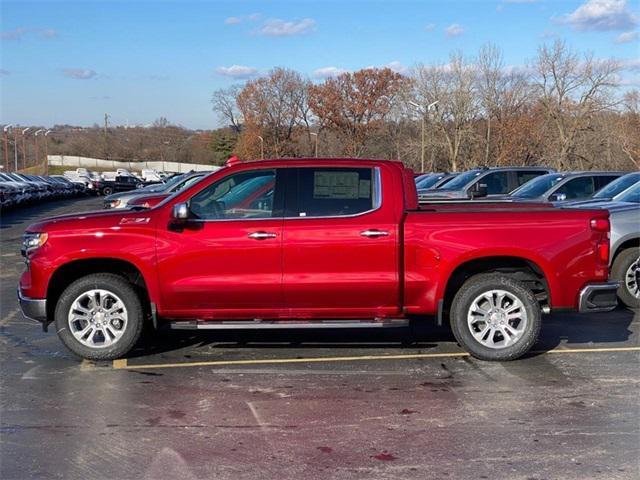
[
  {"xmin": 55, "ymin": 273, "xmax": 144, "ymax": 360},
  {"xmin": 611, "ymin": 248, "xmax": 640, "ymax": 309},
  {"xmin": 450, "ymin": 273, "xmax": 541, "ymax": 361},
  {"xmin": 102, "ymin": 187, "xmax": 113, "ymax": 196}
]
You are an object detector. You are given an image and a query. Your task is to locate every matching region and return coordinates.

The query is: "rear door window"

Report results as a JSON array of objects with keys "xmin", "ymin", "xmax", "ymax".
[
  {"xmin": 516, "ymin": 171, "xmax": 547, "ymax": 187},
  {"xmin": 479, "ymin": 171, "xmax": 510, "ymax": 194},
  {"xmin": 555, "ymin": 177, "xmax": 595, "ymax": 199},
  {"xmin": 296, "ymin": 167, "xmax": 377, "ymax": 217}
]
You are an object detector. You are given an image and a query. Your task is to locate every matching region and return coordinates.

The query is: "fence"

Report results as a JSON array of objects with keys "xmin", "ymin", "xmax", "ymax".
[{"xmin": 47, "ymin": 155, "xmax": 217, "ymax": 173}]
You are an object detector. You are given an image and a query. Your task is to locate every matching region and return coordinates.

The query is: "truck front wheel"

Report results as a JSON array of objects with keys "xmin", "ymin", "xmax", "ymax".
[
  {"xmin": 450, "ymin": 274, "xmax": 541, "ymax": 361},
  {"xmin": 54, "ymin": 273, "xmax": 144, "ymax": 360}
]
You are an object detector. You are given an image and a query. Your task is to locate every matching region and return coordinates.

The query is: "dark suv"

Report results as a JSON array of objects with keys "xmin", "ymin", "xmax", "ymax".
[
  {"xmin": 418, "ymin": 166, "xmax": 554, "ymax": 201},
  {"xmin": 506, "ymin": 172, "xmax": 624, "ymax": 202}
]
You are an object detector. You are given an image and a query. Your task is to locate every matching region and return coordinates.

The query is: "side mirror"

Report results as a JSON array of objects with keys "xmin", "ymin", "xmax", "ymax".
[
  {"xmin": 470, "ymin": 182, "xmax": 488, "ymax": 199},
  {"xmin": 171, "ymin": 202, "xmax": 190, "ymax": 224},
  {"xmin": 549, "ymin": 193, "xmax": 567, "ymax": 202}
]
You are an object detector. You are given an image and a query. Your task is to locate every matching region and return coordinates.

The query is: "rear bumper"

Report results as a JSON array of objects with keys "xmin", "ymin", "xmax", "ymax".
[
  {"xmin": 578, "ymin": 282, "xmax": 619, "ymax": 313},
  {"xmin": 17, "ymin": 289, "xmax": 47, "ymax": 324}
]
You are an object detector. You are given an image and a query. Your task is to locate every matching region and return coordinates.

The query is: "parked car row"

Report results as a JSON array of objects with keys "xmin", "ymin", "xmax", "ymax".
[
  {"xmin": 63, "ymin": 168, "xmax": 170, "ymax": 196},
  {"xmin": 0, "ymin": 172, "xmax": 88, "ymax": 209}
]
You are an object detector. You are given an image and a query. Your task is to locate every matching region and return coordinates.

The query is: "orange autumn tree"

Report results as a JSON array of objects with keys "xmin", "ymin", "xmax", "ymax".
[{"xmin": 309, "ymin": 68, "xmax": 407, "ymax": 157}]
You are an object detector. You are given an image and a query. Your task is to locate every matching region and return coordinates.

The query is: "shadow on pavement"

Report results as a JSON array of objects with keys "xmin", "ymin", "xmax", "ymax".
[{"xmin": 125, "ymin": 307, "xmax": 636, "ymax": 360}]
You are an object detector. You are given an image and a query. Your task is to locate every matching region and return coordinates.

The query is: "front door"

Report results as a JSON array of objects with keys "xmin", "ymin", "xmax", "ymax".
[
  {"xmin": 156, "ymin": 168, "xmax": 284, "ymax": 319},
  {"xmin": 282, "ymin": 166, "xmax": 400, "ymax": 318}
]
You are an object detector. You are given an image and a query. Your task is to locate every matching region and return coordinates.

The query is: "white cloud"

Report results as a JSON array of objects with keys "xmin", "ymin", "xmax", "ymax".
[
  {"xmin": 559, "ymin": 0, "xmax": 638, "ymax": 31},
  {"xmin": 384, "ymin": 61, "xmax": 408, "ymax": 74},
  {"xmin": 615, "ymin": 30, "xmax": 639, "ymax": 43},
  {"xmin": 62, "ymin": 68, "xmax": 97, "ymax": 80},
  {"xmin": 313, "ymin": 66, "xmax": 347, "ymax": 79},
  {"xmin": 445, "ymin": 23, "xmax": 465, "ymax": 37},
  {"xmin": 259, "ymin": 18, "xmax": 316, "ymax": 37},
  {"xmin": 425, "ymin": 23, "xmax": 436, "ymax": 32},
  {"xmin": 40, "ymin": 28, "xmax": 58, "ymax": 39},
  {"xmin": 1, "ymin": 27, "xmax": 28, "ymax": 40},
  {"xmin": 215, "ymin": 65, "xmax": 259, "ymax": 79},
  {"xmin": 224, "ymin": 17, "xmax": 242, "ymax": 25}
]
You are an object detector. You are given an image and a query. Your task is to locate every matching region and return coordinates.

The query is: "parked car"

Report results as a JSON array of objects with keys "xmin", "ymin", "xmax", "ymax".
[
  {"xmin": 112, "ymin": 172, "xmax": 208, "ymax": 209},
  {"xmin": 19, "ymin": 159, "xmax": 616, "ymax": 362},
  {"xmin": 94, "ymin": 175, "xmax": 145, "ymax": 196},
  {"xmin": 565, "ymin": 172, "xmax": 640, "ymax": 207},
  {"xmin": 415, "ymin": 172, "xmax": 458, "ymax": 190},
  {"xmin": 103, "ymin": 171, "xmax": 206, "ymax": 209},
  {"xmin": 418, "ymin": 166, "xmax": 554, "ymax": 201},
  {"xmin": 504, "ymin": 172, "xmax": 624, "ymax": 203},
  {"xmin": 564, "ymin": 183, "xmax": 639, "ymax": 308}
]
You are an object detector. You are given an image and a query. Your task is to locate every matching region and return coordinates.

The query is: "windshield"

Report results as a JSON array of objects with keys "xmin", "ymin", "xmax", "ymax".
[
  {"xmin": 416, "ymin": 174, "xmax": 445, "ymax": 189},
  {"xmin": 617, "ymin": 183, "xmax": 640, "ymax": 203},
  {"xmin": 438, "ymin": 170, "xmax": 481, "ymax": 190},
  {"xmin": 510, "ymin": 174, "xmax": 565, "ymax": 198},
  {"xmin": 594, "ymin": 173, "xmax": 640, "ymax": 199}
]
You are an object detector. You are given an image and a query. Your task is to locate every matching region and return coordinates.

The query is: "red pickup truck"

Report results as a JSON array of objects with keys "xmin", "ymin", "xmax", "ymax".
[{"xmin": 18, "ymin": 159, "xmax": 618, "ymax": 361}]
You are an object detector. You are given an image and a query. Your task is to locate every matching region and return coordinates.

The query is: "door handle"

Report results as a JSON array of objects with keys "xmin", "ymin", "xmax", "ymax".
[
  {"xmin": 360, "ymin": 229, "xmax": 390, "ymax": 238},
  {"xmin": 248, "ymin": 231, "xmax": 277, "ymax": 240}
]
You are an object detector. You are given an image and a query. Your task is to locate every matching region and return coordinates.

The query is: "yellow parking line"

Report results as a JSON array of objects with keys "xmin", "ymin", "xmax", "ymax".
[{"xmin": 111, "ymin": 346, "xmax": 640, "ymax": 371}]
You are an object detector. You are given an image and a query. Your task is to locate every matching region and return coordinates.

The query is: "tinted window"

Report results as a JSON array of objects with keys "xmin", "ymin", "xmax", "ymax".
[
  {"xmin": 594, "ymin": 172, "xmax": 640, "ymax": 198},
  {"xmin": 297, "ymin": 167, "xmax": 375, "ymax": 217},
  {"xmin": 190, "ymin": 169, "xmax": 276, "ymax": 220},
  {"xmin": 594, "ymin": 175, "xmax": 620, "ymax": 190},
  {"xmin": 511, "ymin": 174, "xmax": 565, "ymax": 198},
  {"xmin": 480, "ymin": 171, "xmax": 510, "ymax": 194},
  {"xmin": 439, "ymin": 170, "xmax": 481, "ymax": 190},
  {"xmin": 516, "ymin": 171, "xmax": 546, "ymax": 186},
  {"xmin": 416, "ymin": 174, "xmax": 444, "ymax": 189},
  {"xmin": 556, "ymin": 177, "xmax": 595, "ymax": 199}
]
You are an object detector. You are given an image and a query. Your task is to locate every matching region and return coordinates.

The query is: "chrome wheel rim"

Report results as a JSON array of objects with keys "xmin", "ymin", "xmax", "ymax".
[
  {"xmin": 68, "ymin": 289, "xmax": 128, "ymax": 349},
  {"xmin": 467, "ymin": 289, "xmax": 528, "ymax": 349},
  {"xmin": 625, "ymin": 257, "xmax": 640, "ymax": 299}
]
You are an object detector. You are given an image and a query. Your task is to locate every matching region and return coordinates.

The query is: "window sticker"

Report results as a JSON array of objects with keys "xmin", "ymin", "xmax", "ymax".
[{"xmin": 313, "ymin": 171, "xmax": 360, "ymax": 199}]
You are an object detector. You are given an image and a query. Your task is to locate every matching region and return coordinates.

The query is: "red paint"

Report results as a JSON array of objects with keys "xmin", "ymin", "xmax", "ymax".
[
  {"xmin": 373, "ymin": 451, "xmax": 397, "ymax": 461},
  {"xmin": 20, "ymin": 158, "xmax": 611, "ymax": 326}
]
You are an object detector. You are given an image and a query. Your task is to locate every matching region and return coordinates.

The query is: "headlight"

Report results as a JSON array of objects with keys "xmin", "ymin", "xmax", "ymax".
[{"xmin": 22, "ymin": 233, "xmax": 48, "ymax": 256}]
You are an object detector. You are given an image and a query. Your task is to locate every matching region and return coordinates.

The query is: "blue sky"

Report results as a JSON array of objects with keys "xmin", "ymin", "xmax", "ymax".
[{"xmin": 1, "ymin": 0, "xmax": 639, "ymax": 129}]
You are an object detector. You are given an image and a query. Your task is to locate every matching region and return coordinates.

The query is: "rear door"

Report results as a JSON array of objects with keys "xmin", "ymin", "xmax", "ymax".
[{"xmin": 281, "ymin": 166, "xmax": 401, "ymax": 318}]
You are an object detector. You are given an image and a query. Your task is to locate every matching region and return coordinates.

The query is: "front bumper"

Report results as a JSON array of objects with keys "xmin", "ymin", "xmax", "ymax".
[
  {"xmin": 18, "ymin": 289, "xmax": 48, "ymax": 326},
  {"xmin": 578, "ymin": 281, "xmax": 619, "ymax": 313}
]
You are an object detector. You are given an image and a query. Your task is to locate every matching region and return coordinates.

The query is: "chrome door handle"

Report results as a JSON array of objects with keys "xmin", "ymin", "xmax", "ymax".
[
  {"xmin": 361, "ymin": 229, "xmax": 390, "ymax": 238},
  {"xmin": 248, "ymin": 231, "xmax": 277, "ymax": 240}
]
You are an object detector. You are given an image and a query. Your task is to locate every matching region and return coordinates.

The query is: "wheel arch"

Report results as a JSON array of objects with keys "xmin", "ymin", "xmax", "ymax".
[
  {"xmin": 612, "ymin": 237, "xmax": 640, "ymax": 263},
  {"xmin": 46, "ymin": 257, "xmax": 154, "ymax": 322},
  {"xmin": 440, "ymin": 256, "xmax": 551, "ymax": 323}
]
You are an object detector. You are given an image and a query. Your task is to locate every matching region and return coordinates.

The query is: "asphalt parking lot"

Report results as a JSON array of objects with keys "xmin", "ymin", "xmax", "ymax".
[{"xmin": 1, "ymin": 197, "xmax": 639, "ymax": 480}]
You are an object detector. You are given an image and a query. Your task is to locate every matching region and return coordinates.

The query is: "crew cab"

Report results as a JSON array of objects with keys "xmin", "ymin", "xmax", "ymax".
[{"xmin": 18, "ymin": 159, "xmax": 618, "ymax": 361}]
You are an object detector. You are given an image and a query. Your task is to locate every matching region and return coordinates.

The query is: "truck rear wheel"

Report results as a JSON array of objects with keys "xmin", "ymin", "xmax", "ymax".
[
  {"xmin": 611, "ymin": 248, "xmax": 640, "ymax": 309},
  {"xmin": 54, "ymin": 273, "xmax": 144, "ymax": 360},
  {"xmin": 450, "ymin": 273, "xmax": 541, "ymax": 361},
  {"xmin": 102, "ymin": 187, "xmax": 113, "ymax": 196}
]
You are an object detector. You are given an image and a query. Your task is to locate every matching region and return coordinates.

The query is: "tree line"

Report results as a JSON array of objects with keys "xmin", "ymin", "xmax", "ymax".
[{"xmin": 212, "ymin": 40, "xmax": 639, "ymax": 173}]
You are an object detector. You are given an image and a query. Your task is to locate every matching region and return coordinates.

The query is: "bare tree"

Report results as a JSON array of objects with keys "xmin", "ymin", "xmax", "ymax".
[
  {"xmin": 211, "ymin": 85, "xmax": 243, "ymax": 131},
  {"xmin": 533, "ymin": 40, "xmax": 621, "ymax": 169},
  {"xmin": 412, "ymin": 52, "xmax": 479, "ymax": 171}
]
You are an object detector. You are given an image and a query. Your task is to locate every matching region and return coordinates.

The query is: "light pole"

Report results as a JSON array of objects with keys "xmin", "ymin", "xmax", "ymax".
[
  {"xmin": 21, "ymin": 128, "xmax": 30, "ymax": 170},
  {"xmin": 3, "ymin": 124, "xmax": 12, "ymax": 172},
  {"xmin": 257, "ymin": 135, "xmax": 264, "ymax": 160},
  {"xmin": 34, "ymin": 129, "xmax": 44, "ymax": 169},
  {"xmin": 44, "ymin": 131, "xmax": 51, "ymax": 175},
  {"xmin": 310, "ymin": 132, "xmax": 318, "ymax": 158}
]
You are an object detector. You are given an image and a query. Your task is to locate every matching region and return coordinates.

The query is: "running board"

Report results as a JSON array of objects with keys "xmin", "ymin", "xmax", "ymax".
[{"xmin": 169, "ymin": 319, "xmax": 409, "ymax": 330}]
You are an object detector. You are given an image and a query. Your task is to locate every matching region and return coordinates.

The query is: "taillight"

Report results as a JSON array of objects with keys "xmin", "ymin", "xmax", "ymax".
[
  {"xmin": 597, "ymin": 241, "xmax": 609, "ymax": 263},
  {"xmin": 590, "ymin": 218, "xmax": 609, "ymax": 233}
]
